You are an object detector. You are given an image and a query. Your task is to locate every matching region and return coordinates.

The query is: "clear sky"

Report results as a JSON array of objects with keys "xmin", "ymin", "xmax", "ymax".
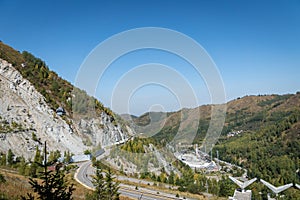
[{"xmin": 0, "ymin": 0, "xmax": 299, "ymax": 115}]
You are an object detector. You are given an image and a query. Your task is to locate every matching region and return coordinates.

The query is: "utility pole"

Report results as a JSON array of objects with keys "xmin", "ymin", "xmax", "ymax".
[{"xmin": 44, "ymin": 141, "xmax": 48, "ymax": 187}]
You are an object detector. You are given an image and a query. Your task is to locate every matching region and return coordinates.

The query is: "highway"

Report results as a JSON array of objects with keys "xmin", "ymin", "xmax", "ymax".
[{"xmin": 74, "ymin": 160, "xmax": 194, "ymax": 200}]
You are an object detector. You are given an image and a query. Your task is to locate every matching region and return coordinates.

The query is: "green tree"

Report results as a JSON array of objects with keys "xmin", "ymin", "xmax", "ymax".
[
  {"xmin": 84, "ymin": 149, "xmax": 91, "ymax": 155},
  {"xmin": 18, "ymin": 156, "xmax": 27, "ymax": 175},
  {"xmin": 22, "ymin": 142, "xmax": 75, "ymax": 200},
  {"xmin": 7, "ymin": 149, "xmax": 14, "ymax": 166},
  {"xmin": 64, "ymin": 151, "xmax": 72, "ymax": 164},
  {"xmin": 0, "ymin": 172, "xmax": 5, "ymax": 184},
  {"xmin": 28, "ymin": 147, "xmax": 43, "ymax": 177},
  {"xmin": 88, "ymin": 167, "xmax": 119, "ymax": 200},
  {"xmin": 178, "ymin": 167, "xmax": 194, "ymax": 192},
  {"xmin": 91, "ymin": 167, "xmax": 107, "ymax": 199},
  {"xmin": 219, "ymin": 176, "xmax": 236, "ymax": 197},
  {"xmin": 32, "ymin": 132, "xmax": 38, "ymax": 142},
  {"xmin": 24, "ymin": 169, "xmax": 75, "ymax": 200},
  {"xmin": 0, "ymin": 153, "xmax": 6, "ymax": 166},
  {"xmin": 105, "ymin": 168, "xmax": 120, "ymax": 200},
  {"xmin": 168, "ymin": 171, "xmax": 175, "ymax": 185},
  {"xmin": 34, "ymin": 147, "xmax": 43, "ymax": 164},
  {"xmin": 48, "ymin": 150, "xmax": 61, "ymax": 163}
]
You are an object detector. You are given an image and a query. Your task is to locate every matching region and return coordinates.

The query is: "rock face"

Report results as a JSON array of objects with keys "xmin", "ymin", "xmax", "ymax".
[
  {"xmin": 0, "ymin": 59, "xmax": 131, "ymax": 159},
  {"xmin": 77, "ymin": 114, "xmax": 127, "ymax": 148}
]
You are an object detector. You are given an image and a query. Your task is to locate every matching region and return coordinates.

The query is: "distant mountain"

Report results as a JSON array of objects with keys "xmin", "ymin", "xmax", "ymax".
[
  {"xmin": 127, "ymin": 93, "xmax": 300, "ymax": 143},
  {"xmin": 120, "ymin": 114, "xmax": 137, "ymax": 121},
  {"xmin": 122, "ymin": 93, "xmax": 300, "ymax": 185},
  {"xmin": 0, "ymin": 41, "xmax": 133, "ymax": 159}
]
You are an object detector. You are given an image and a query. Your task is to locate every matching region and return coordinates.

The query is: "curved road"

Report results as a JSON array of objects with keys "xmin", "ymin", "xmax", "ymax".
[{"xmin": 75, "ymin": 161, "xmax": 194, "ymax": 200}]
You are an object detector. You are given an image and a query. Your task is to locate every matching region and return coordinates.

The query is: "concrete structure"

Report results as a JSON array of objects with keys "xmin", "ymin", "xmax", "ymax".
[
  {"xmin": 229, "ymin": 176, "xmax": 257, "ymax": 191},
  {"xmin": 174, "ymin": 146, "xmax": 219, "ymax": 171},
  {"xmin": 71, "ymin": 154, "xmax": 91, "ymax": 163},
  {"xmin": 228, "ymin": 176, "xmax": 256, "ymax": 200},
  {"xmin": 93, "ymin": 148, "xmax": 105, "ymax": 157},
  {"xmin": 260, "ymin": 179, "xmax": 293, "ymax": 196},
  {"xmin": 174, "ymin": 151, "xmax": 217, "ymax": 170},
  {"xmin": 228, "ymin": 190, "xmax": 251, "ymax": 200},
  {"xmin": 267, "ymin": 194, "xmax": 276, "ymax": 200}
]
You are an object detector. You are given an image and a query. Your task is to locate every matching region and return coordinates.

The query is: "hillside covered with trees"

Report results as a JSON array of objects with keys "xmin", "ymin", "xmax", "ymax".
[
  {"xmin": 215, "ymin": 95, "xmax": 300, "ymax": 187},
  {"xmin": 127, "ymin": 93, "xmax": 300, "ymax": 198}
]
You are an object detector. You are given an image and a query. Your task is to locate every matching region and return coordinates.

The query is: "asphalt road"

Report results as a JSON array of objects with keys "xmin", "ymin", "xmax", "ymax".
[{"xmin": 75, "ymin": 160, "xmax": 193, "ymax": 200}]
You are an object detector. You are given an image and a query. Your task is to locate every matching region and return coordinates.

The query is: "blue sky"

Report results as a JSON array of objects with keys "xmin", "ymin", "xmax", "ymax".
[{"xmin": 0, "ymin": 0, "xmax": 299, "ymax": 115}]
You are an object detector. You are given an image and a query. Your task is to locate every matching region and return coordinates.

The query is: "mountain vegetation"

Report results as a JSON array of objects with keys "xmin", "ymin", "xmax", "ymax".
[
  {"xmin": 0, "ymin": 172, "xmax": 5, "ymax": 184},
  {"xmin": 214, "ymin": 94, "xmax": 300, "ymax": 188},
  {"xmin": 1, "ymin": 40, "xmax": 299, "ymax": 198},
  {"xmin": 0, "ymin": 41, "xmax": 132, "ymax": 199},
  {"xmin": 21, "ymin": 142, "xmax": 75, "ymax": 200},
  {"xmin": 0, "ymin": 146, "xmax": 74, "ymax": 179},
  {"xmin": 85, "ymin": 162, "xmax": 120, "ymax": 200},
  {"xmin": 126, "ymin": 93, "xmax": 300, "ymax": 198},
  {"xmin": 0, "ymin": 41, "xmax": 132, "ymax": 161},
  {"xmin": 0, "ymin": 41, "xmax": 116, "ymax": 122}
]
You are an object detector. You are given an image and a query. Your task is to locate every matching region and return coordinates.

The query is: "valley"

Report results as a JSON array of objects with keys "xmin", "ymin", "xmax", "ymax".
[{"xmin": 0, "ymin": 41, "xmax": 299, "ymax": 199}]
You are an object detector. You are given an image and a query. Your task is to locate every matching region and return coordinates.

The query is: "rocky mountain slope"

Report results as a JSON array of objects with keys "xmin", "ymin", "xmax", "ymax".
[
  {"xmin": 0, "ymin": 58, "xmax": 85, "ymax": 158},
  {"xmin": 0, "ymin": 43, "xmax": 133, "ymax": 159}
]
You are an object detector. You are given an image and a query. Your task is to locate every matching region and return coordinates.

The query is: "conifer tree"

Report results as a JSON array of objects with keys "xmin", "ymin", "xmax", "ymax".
[
  {"xmin": 0, "ymin": 153, "xmax": 6, "ymax": 166},
  {"xmin": 105, "ymin": 168, "xmax": 120, "ymax": 200},
  {"xmin": 7, "ymin": 149, "xmax": 14, "ymax": 166},
  {"xmin": 89, "ymin": 166, "xmax": 120, "ymax": 200},
  {"xmin": 0, "ymin": 172, "xmax": 5, "ymax": 184},
  {"xmin": 22, "ymin": 142, "xmax": 75, "ymax": 200},
  {"xmin": 91, "ymin": 167, "xmax": 107, "ymax": 200}
]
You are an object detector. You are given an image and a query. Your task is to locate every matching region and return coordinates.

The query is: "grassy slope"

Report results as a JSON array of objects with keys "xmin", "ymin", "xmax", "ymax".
[{"xmin": 0, "ymin": 169, "xmax": 134, "ymax": 200}]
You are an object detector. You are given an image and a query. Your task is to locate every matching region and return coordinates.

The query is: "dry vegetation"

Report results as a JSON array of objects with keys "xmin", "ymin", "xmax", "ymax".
[
  {"xmin": 0, "ymin": 169, "xmax": 33, "ymax": 199},
  {"xmin": 0, "ymin": 169, "xmax": 134, "ymax": 200}
]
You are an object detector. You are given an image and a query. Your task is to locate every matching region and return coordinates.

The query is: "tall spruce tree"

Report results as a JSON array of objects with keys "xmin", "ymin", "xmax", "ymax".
[
  {"xmin": 0, "ymin": 172, "xmax": 5, "ymax": 184},
  {"xmin": 0, "ymin": 153, "xmax": 6, "ymax": 166},
  {"xmin": 22, "ymin": 142, "xmax": 75, "ymax": 200},
  {"xmin": 7, "ymin": 149, "xmax": 14, "ymax": 166},
  {"xmin": 105, "ymin": 168, "xmax": 120, "ymax": 200},
  {"xmin": 91, "ymin": 167, "xmax": 107, "ymax": 199},
  {"xmin": 89, "ymin": 166, "xmax": 120, "ymax": 200}
]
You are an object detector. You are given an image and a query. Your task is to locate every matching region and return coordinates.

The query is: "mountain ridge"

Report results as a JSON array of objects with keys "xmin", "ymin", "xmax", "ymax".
[
  {"xmin": 125, "ymin": 93, "xmax": 300, "ymax": 139},
  {"xmin": 0, "ymin": 42, "xmax": 133, "ymax": 159},
  {"xmin": 121, "ymin": 92, "xmax": 300, "ymax": 186}
]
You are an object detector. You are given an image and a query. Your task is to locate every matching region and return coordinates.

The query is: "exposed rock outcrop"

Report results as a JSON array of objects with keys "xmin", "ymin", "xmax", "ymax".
[{"xmin": 0, "ymin": 59, "xmax": 131, "ymax": 159}]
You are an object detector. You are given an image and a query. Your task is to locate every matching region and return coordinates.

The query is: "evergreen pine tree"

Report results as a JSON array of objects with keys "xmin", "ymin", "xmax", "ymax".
[
  {"xmin": 0, "ymin": 172, "xmax": 5, "ymax": 184},
  {"xmin": 7, "ymin": 149, "xmax": 14, "ymax": 166},
  {"xmin": 105, "ymin": 168, "xmax": 120, "ymax": 200},
  {"xmin": 29, "ymin": 147, "xmax": 43, "ymax": 177},
  {"xmin": 18, "ymin": 156, "xmax": 27, "ymax": 175},
  {"xmin": 91, "ymin": 167, "xmax": 107, "ymax": 200},
  {"xmin": 21, "ymin": 142, "xmax": 75, "ymax": 200},
  {"xmin": 64, "ymin": 151, "xmax": 72, "ymax": 164},
  {"xmin": 0, "ymin": 153, "xmax": 6, "ymax": 166},
  {"xmin": 89, "ymin": 166, "xmax": 119, "ymax": 200}
]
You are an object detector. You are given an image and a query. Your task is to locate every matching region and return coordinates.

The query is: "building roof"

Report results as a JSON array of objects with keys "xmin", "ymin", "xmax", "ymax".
[{"xmin": 71, "ymin": 154, "xmax": 91, "ymax": 163}]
